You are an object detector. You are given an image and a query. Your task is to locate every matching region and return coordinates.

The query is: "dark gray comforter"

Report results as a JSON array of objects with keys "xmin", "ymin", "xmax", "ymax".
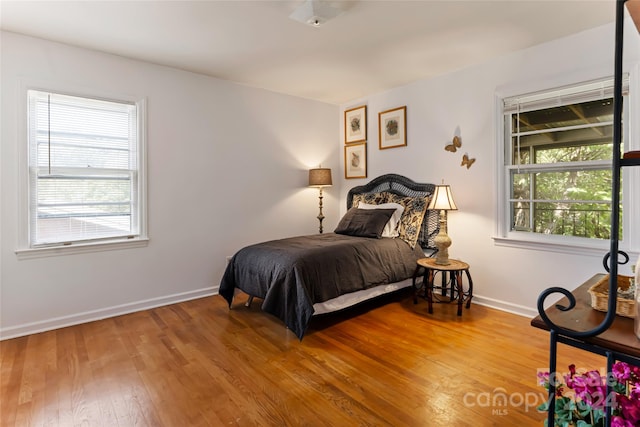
[{"xmin": 219, "ymin": 233, "xmax": 424, "ymax": 339}]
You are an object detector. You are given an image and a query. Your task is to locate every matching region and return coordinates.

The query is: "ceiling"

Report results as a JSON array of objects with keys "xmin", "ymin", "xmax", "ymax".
[{"xmin": 0, "ymin": 0, "xmax": 619, "ymax": 105}]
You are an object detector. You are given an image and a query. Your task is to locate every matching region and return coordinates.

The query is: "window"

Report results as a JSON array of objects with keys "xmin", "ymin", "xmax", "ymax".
[
  {"xmin": 26, "ymin": 90, "xmax": 145, "ymax": 249},
  {"xmin": 498, "ymin": 77, "xmax": 629, "ymax": 247}
]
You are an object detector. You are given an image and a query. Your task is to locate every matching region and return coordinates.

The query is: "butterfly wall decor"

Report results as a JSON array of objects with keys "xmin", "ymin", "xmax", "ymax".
[
  {"xmin": 461, "ymin": 153, "xmax": 476, "ymax": 169},
  {"xmin": 445, "ymin": 135, "xmax": 462, "ymax": 153}
]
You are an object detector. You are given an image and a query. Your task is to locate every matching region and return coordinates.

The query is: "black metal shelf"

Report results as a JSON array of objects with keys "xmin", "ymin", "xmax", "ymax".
[
  {"xmin": 536, "ymin": 1, "xmax": 635, "ymax": 426},
  {"xmin": 621, "ymin": 157, "xmax": 640, "ymax": 167}
]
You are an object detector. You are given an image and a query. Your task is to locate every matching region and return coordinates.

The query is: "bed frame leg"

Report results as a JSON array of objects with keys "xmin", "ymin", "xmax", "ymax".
[{"xmin": 245, "ymin": 296, "xmax": 254, "ymax": 307}]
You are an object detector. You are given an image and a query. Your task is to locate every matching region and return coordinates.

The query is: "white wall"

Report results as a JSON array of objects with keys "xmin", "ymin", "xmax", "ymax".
[
  {"xmin": 3, "ymin": 18, "xmax": 639, "ymax": 339},
  {"xmin": 339, "ymin": 21, "xmax": 640, "ymax": 317},
  {"xmin": 0, "ymin": 31, "xmax": 340, "ymax": 338}
]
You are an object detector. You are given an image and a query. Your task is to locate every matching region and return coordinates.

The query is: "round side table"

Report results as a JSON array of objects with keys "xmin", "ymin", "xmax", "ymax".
[{"xmin": 412, "ymin": 258, "xmax": 473, "ymax": 316}]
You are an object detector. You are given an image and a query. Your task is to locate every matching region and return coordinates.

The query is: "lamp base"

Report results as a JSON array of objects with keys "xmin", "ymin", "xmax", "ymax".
[
  {"xmin": 434, "ymin": 210, "xmax": 452, "ymax": 265},
  {"xmin": 317, "ymin": 187, "xmax": 325, "ymax": 234},
  {"xmin": 434, "ymin": 246, "xmax": 451, "ymax": 265}
]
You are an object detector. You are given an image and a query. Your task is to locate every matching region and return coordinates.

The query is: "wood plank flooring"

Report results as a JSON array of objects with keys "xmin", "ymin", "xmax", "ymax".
[{"xmin": 1, "ymin": 289, "xmax": 606, "ymax": 426}]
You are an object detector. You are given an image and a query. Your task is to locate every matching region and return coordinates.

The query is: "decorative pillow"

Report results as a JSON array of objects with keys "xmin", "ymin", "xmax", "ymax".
[
  {"xmin": 351, "ymin": 192, "xmax": 388, "ymax": 208},
  {"xmin": 357, "ymin": 202, "xmax": 404, "ymax": 238},
  {"xmin": 386, "ymin": 194, "xmax": 430, "ymax": 248},
  {"xmin": 334, "ymin": 208, "xmax": 397, "ymax": 239}
]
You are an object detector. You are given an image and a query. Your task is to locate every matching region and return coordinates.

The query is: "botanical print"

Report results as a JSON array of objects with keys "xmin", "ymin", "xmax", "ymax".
[
  {"xmin": 344, "ymin": 106, "xmax": 367, "ymax": 144},
  {"xmin": 344, "ymin": 143, "xmax": 366, "ymax": 179},
  {"xmin": 351, "ymin": 151, "xmax": 360, "ymax": 167},
  {"xmin": 385, "ymin": 118, "xmax": 399, "ymax": 139},
  {"xmin": 378, "ymin": 106, "xmax": 406, "ymax": 149},
  {"xmin": 350, "ymin": 116, "xmax": 361, "ymax": 133}
]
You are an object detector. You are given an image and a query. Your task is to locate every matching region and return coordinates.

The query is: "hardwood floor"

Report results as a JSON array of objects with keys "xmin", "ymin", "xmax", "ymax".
[{"xmin": 1, "ymin": 289, "xmax": 606, "ymax": 426}]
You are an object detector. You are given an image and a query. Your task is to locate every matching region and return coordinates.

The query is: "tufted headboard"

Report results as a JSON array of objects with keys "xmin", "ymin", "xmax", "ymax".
[{"xmin": 346, "ymin": 174, "xmax": 439, "ymax": 251}]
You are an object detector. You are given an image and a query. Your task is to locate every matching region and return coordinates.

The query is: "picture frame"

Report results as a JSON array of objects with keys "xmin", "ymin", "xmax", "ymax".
[
  {"xmin": 378, "ymin": 106, "xmax": 407, "ymax": 149},
  {"xmin": 344, "ymin": 105, "xmax": 367, "ymax": 144},
  {"xmin": 344, "ymin": 143, "xmax": 367, "ymax": 179}
]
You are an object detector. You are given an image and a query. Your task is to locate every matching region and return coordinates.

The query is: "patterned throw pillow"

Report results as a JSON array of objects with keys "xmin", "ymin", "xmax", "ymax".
[
  {"xmin": 351, "ymin": 192, "xmax": 388, "ymax": 208},
  {"xmin": 386, "ymin": 193, "xmax": 430, "ymax": 248}
]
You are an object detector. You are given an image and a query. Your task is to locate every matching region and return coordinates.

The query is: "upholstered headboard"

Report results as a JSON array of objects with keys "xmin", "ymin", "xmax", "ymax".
[{"xmin": 347, "ymin": 174, "xmax": 439, "ymax": 250}]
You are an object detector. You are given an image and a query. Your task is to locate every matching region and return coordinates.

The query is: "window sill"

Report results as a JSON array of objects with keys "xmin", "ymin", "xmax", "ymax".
[
  {"xmin": 15, "ymin": 237, "xmax": 149, "ymax": 260},
  {"xmin": 492, "ymin": 234, "xmax": 617, "ymax": 258}
]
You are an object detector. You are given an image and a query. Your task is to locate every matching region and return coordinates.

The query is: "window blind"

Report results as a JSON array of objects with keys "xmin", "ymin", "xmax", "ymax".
[
  {"xmin": 27, "ymin": 90, "xmax": 139, "ymax": 246},
  {"xmin": 503, "ymin": 75, "xmax": 629, "ymax": 114}
]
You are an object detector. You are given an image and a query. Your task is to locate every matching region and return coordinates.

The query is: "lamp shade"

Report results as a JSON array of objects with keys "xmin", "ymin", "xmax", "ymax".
[
  {"xmin": 428, "ymin": 185, "xmax": 458, "ymax": 211},
  {"xmin": 309, "ymin": 168, "xmax": 332, "ymax": 187}
]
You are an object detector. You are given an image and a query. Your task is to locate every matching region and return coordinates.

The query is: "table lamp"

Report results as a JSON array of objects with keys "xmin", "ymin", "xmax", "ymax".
[
  {"xmin": 428, "ymin": 183, "xmax": 458, "ymax": 265},
  {"xmin": 309, "ymin": 167, "xmax": 332, "ymax": 233}
]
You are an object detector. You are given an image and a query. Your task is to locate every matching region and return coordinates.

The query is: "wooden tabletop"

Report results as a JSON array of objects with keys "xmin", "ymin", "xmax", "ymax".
[
  {"xmin": 531, "ymin": 273, "xmax": 640, "ymax": 358},
  {"xmin": 629, "ymin": 0, "xmax": 640, "ymax": 34},
  {"xmin": 417, "ymin": 258, "xmax": 469, "ymax": 271}
]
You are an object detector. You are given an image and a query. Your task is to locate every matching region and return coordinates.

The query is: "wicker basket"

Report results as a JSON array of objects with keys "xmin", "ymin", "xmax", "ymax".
[{"xmin": 588, "ymin": 274, "xmax": 635, "ymax": 318}]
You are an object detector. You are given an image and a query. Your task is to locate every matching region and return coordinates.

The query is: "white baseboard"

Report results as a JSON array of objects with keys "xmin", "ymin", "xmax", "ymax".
[
  {"xmin": 0, "ymin": 285, "xmax": 219, "ymax": 340},
  {"xmin": 471, "ymin": 294, "xmax": 538, "ymax": 318},
  {"xmin": 0, "ymin": 287, "xmax": 538, "ymax": 341}
]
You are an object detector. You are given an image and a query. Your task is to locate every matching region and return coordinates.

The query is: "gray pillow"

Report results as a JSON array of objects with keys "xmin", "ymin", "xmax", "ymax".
[{"xmin": 334, "ymin": 208, "xmax": 397, "ymax": 238}]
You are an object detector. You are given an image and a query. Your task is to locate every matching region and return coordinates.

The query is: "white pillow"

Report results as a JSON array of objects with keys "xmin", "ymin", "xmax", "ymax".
[{"xmin": 358, "ymin": 202, "xmax": 404, "ymax": 238}]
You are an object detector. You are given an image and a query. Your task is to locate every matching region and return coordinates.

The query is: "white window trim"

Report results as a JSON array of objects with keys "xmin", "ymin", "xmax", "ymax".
[
  {"xmin": 493, "ymin": 69, "xmax": 640, "ymax": 257},
  {"xmin": 15, "ymin": 81, "xmax": 148, "ymax": 259}
]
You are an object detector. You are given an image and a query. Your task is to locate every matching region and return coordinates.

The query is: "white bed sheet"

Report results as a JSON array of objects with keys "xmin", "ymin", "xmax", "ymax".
[{"xmin": 312, "ymin": 278, "xmax": 413, "ymax": 315}]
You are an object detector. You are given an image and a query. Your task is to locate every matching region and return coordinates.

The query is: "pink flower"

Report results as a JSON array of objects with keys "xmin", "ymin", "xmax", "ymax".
[
  {"xmin": 565, "ymin": 369, "xmax": 608, "ymax": 409},
  {"xmin": 565, "ymin": 364, "xmax": 577, "ymax": 387},
  {"xmin": 540, "ymin": 363, "xmax": 640, "ymax": 424},
  {"xmin": 618, "ymin": 394, "xmax": 640, "ymax": 423},
  {"xmin": 613, "ymin": 361, "xmax": 633, "ymax": 382},
  {"xmin": 538, "ymin": 371, "xmax": 549, "ymax": 386},
  {"xmin": 611, "ymin": 415, "xmax": 634, "ymax": 427}
]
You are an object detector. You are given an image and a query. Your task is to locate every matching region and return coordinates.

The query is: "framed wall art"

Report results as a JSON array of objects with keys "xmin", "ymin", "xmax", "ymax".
[
  {"xmin": 344, "ymin": 142, "xmax": 367, "ymax": 179},
  {"xmin": 378, "ymin": 106, "xmax": 407, "ymax": 149},
  {"xmin": 344, "ymin": 105, "xmax": 367, "ymax": 144}
]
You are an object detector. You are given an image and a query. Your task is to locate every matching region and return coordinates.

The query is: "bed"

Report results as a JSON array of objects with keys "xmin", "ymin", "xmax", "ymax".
[{"xmin": 219, "ymin": 174, "xmax": 439, "ymax": 339}]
